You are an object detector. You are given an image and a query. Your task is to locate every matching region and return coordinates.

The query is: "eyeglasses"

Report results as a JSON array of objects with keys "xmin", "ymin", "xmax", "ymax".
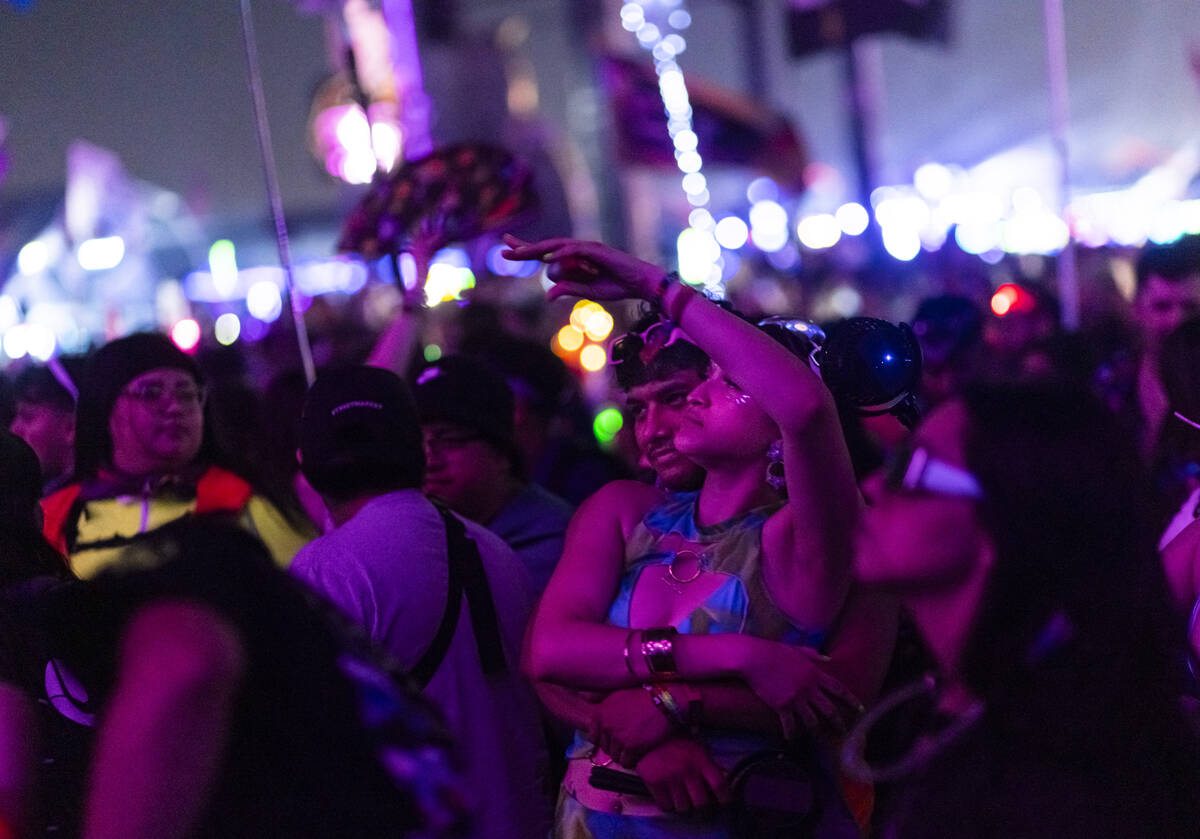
[
  {"xmin": 120, "ymin": 381, "xmax": 207, "ymax": 410},
  {"xmin": 884, "ymin": 444, "xmax": 983, "ymax": 499},
  {"xmin": 423, "ymin": 431, "xmax": 483, "ymax": 455}
]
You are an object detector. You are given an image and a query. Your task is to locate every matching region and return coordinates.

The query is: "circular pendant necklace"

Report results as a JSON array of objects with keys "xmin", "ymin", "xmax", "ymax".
[{"xmin": 666, "ymin": 549, "xmax": 703, "ymax": 585}]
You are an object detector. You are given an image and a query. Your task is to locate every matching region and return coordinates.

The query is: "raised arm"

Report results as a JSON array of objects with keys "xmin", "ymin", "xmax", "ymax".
[
  {"xmin": 503, "ymin": 236, "xmax": 860, "ymax": 628},
  {"xmin": 366, "ymin": 303, "xmax": 424, "ymax": 378}
]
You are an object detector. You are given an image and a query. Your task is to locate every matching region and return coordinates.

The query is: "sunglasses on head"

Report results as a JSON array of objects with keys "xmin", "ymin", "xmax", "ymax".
[
  {"xmin": 610, "ymin": 319, "xmax": 688, "ymax": 368},
  {"xmin": 884, "ymin": 443, "xmax": 983, "ymax": 499}
]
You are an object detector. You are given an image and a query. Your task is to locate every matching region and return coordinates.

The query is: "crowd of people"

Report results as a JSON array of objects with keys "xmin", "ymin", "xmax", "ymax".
[{"xmin": 1, "ymin": 231, "xmax": 1200, "ymax": 838}]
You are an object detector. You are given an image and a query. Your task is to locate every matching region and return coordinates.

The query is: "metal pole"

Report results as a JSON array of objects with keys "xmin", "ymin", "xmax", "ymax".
[
  {"xmin": 843, "ymin": 38, "xmax": 884, "ymax": 257},
  {"xmin": 567, "ymin": 0, "xmax": 629, "ymax": 248},
  {"xmin": 238, "ymin": 0, "xmax": 316, "ymax": 385},
  {"xmin": 381, "ymin": 0, "xmax": 433, "ymax": 160},
  {"xmin": 1043, "ymin": 0, "xmax": 1079, "ymax": 330},
  {"xmin": 740, "ymin": 0, "xmax": 767, "ymax": 97}
]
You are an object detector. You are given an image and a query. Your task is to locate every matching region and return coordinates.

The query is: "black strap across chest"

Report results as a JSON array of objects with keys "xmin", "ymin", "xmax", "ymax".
[{"xmin": 408, "ymin": 504, "xmax": 508, "ymax": 689}]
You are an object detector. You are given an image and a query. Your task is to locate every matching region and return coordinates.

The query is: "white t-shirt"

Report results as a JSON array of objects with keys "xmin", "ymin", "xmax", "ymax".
[{"xmin": 291, "ymin": 489, "xmax": 549, "ymax": 839}]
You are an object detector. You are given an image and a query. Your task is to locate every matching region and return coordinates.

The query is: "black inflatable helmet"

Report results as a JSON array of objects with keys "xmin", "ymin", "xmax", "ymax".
[{"xmin": 814, "ymin": 317, "xmax": 923, "ymax": 428}]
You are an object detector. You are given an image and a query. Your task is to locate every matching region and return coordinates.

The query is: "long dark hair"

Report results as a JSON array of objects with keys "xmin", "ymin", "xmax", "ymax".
[
  {"xmin": 1151, "ymin": 317, "xmax": 1200, "ymax": 529},
  {"xmin": 0, "ymin": 431, "xmax": 73, "ymax": 589},
  {"xmin": 958, "ymin": 382, "xmax": 1187, "ymax": 759}
]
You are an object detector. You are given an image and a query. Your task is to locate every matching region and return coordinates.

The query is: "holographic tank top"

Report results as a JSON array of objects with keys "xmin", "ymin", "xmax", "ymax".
[
  {"xmin": 556, "ymin": 492, "xmax": 834, "ymax": 838},
  {"xmin": 606, "ymin": 490, "xmax": 824, "ymax": 647}
]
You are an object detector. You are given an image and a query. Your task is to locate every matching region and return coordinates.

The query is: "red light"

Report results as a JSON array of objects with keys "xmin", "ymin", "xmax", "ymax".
[
  {"xmin": 991, "ymin": 285, "xmax": 1017, "ymax": 316},
  {"xmin": 990, "ymin": 283, "xmax": 1035, "ymax": 317}
]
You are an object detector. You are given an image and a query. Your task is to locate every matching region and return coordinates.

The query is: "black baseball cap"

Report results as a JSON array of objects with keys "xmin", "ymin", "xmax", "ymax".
[{"xmin": 299, "ymin": 366, "xmax": 424, "ymax": 498}]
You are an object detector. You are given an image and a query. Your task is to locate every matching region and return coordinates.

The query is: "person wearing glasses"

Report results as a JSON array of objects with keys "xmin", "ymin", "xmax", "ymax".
[
  {"xmin": 505, "ymin": 237, "xmax": 890, "ymax": 837},
  {"xmin": 412, "ymin": 355, "xmax": 574, "ymax": 595},
  {"xmin": 41, "ymin": 332, "xmax": 313, "ymax": 578},
  {"xmin": 849, "ymin": 382, "xmax": 1200, "ymax": 837}
]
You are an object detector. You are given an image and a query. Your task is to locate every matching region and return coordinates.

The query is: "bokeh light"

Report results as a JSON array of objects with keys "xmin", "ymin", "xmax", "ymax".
[
  {"xmin": 593, "ymin": 406, "xmax": 624, "ymax": 446},
  {"xmin": 796, "ymin": 214, "xmax": 841, "ymax": 250},
  {"xmin": 580, "ymin": 344, "xmax": 607, "ymax": 372},
  {"xmin": 77, "ymin": 236, "xmax": 125, "ymax": 271},
  {"xmin": 835, "ymin": 203, "xmax": 870, "ymax": 236},
  {"xmin": 17, "ymin": 241, "xmax": 48, "ymax": 275},
  {"xmin": 714, "ymin": 216, "xmax": 749, "ymax": 250},
  {"xmin": 749, "ymin": 201, "xmax": 789, "ymax": 253},
  {"xmin": 214, "ymin": 312, "xmax": 241, "ymax": 346},
  {"xmin": 584, "ymin": 309, "xmax": 614, "ymax": 342},
  {"xmin": 557, "ymin": 325, "xmax": 585, "ymax": 352},
  {"xmin": 246, "ymin": 280, "xmax": 283, "ymax": 322},
  {"xmin": 171, "ymin": 318, "xmax": 201, "ymax": 353}
]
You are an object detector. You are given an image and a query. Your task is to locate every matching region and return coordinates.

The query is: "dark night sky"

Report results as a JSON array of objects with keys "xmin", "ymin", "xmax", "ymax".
[
  {"xmin": 2, "ymin": 0, "xmax": 1199, "ymax": 227},
  {"xmin": 1, "ymin": 0, "xmax": 338, "ymax": 217}
]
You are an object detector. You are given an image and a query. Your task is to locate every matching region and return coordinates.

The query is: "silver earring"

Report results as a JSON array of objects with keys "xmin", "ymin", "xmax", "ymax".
[{"xmin": 765, "ymin": 440, "xmax": 785, "ymax": 491}]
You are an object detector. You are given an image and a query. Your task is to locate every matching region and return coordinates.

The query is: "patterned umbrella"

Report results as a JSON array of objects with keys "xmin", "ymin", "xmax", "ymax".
[{"xmin": 338, "ymin": 143, "xmax": 539, "ymax": 273}]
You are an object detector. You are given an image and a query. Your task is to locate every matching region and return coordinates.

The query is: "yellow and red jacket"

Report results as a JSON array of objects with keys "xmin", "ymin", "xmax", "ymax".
[{"xmin": 42, "ymin": 465, "xmax": 313, "ymax": 579}]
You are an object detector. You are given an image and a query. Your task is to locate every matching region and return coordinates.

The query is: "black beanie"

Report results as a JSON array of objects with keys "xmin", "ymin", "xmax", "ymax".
[
  {"xmin": 74, "ymin": 332, "xmax": 203, "ymax": 477},
  {"xmin": 412, "ymin": 355, "xmax": 518, "ymax": 464}
]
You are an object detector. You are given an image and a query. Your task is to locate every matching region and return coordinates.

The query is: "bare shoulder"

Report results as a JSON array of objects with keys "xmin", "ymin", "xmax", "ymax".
[{"xmin": 573, "ymin": 480, "xmax": 665, "ymax": 537}]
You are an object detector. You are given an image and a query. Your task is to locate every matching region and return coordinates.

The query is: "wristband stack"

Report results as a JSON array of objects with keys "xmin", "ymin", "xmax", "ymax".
[{"xmin": 623, "ymin": 626, "xmax": 703, "ymax": 732}]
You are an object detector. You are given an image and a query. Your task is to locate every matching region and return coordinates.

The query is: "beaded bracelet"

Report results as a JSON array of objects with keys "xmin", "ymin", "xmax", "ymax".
[
  {"xmin": 643, "ymin": 682, "xmax": 687, "ymax": 728},
  {"xmin": 640, "ymin": 626, "xmax": 679, "ymax": 678}
]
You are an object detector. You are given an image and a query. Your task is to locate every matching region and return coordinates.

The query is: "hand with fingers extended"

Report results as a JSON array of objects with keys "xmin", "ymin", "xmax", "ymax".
[
  {"xmin": 588, "ymin": 686, "xmax": 675, "ymax": 769},
  {"xmin": 501, "ymin": 235, "xmax": 670, "ymax": 303},
  {"xmin": 742, "ymin": 642, "xmax": 863, "ymax": 738},
  {"xmin": 634, "ymin": 738, "xmax": 731, "ymax": 814}
]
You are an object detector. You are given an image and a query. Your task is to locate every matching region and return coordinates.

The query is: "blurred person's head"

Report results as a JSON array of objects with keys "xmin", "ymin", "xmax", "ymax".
[
  {"xmin": 857, "ymin": 381, "xmax": 1181, "ymax": 747},
  {"xmin": 1158, "ymin": 318, "xmax": 1200, "ymax": 431},
  {"xmin": 1016, "ymin": 332, "xmax": 1099, "ymax": 388},
  {"xmin": 611, "ymin": 312, "xmax": 710, "ymax": 491},
  {"xmin": 1150, "ymin": 318, "xmax": 1200, "ymax": 507},
  {"xmin": 0, "ymin": 430, "xmax": 71, "ymax": 588},
  {"xmin": 11, "ymin": 358, "xmax": 81, "ymax": 485},
  {"xmin": 412, "ymin": 355, "xmax": 522, "ymax": 522},
  {"xmin": 1135, "ymin": 234, "xmax": 1200, "ymax": 356},
  {"xmin": 911, "ymin": 295, "xmax": 983, "ymax": 407},
  {"xmin": 298, "ymin": 366, "xmax": 424, "ymax": 518},
  {"xmin": 74, "ymin": 333, "xmax": 209, "ymax": 478},
  {"xmin": 983, "ymin": 284, "xmax": 1060, "ymax": 373},
  {"xmin": 460, "ymin": 333, "xmax": 572, "ymax": 471}
]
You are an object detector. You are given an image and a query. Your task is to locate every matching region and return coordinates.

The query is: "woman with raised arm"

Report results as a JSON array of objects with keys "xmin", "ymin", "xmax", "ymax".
[{"xmin": 505, "ymin": 237, "xmax": 870, "ymax": 838}]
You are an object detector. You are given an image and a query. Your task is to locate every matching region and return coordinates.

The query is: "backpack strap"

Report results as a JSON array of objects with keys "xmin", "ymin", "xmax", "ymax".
[{"xmin": 408, "ymin": 503, "xmax": 508, "ymax": 689}]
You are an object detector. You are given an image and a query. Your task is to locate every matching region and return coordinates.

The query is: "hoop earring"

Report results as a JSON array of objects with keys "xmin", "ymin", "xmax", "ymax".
[{"xmin": 765, "ymin": 440, "xmax": 786, "ymax": 491}]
